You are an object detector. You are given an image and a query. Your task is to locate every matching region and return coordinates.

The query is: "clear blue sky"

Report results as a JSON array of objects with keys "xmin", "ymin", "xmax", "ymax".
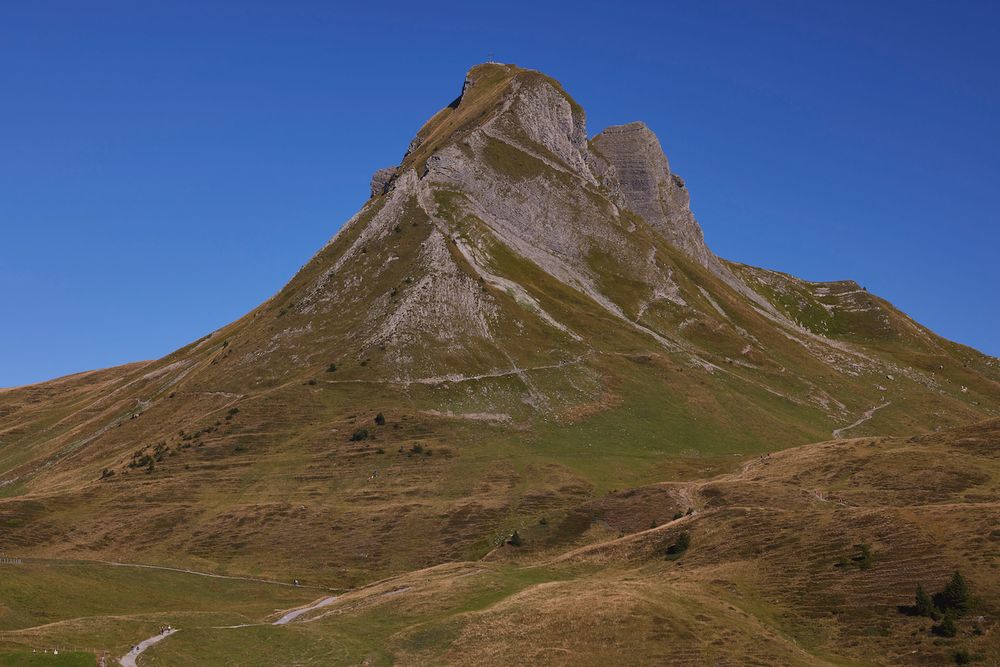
[{"xmin": 2, "ymin": 1, "xmax": 998, "ymax": 387}]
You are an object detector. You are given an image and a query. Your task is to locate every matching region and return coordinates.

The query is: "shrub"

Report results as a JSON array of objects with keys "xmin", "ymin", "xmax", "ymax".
[
  {"xmin": 307, "ymin": 378, "xmax": 317, "ymax": 386},
  {"xmin": 953, "ymin": 650, "xmax": 972, "ymax": 665},
  {"xmin": 350, "ymin": 429, "xmax": 369, "ymax": 442},
  {"xmin": 915, "ymin": 584, "xmax": 938, "ymax": 618},
  {"xmin": 844, "ymin": 543, "xmax": 874, "ymax": 570},
  {"xmin": 129, "ymin": 452, "xmax": 153, "ymax": 469},
  {"xmin": 856, "ymin": 543, "xmax": 874, "ymax": 569},
  {"xmin": 665, "ymin": 531, "xmax": 691, "ymax": 558},
  {"xmin": 940, "ymin": 571, "xmax": 970, "ymax": 613},
  {"xmin": 375, "ymin": 412, "xmax": 386, "ymax": 426},
  {"xmin": 410, "ymin": 444, "xmax": 424, "ymax": 455},
  {"xmin": 934, "ymin": 611, "xmax": 957, "ymax": 638},
  {"xmin": 507, "ymin": 531, "xmax": 522, "ymax": 547},
  {"xmin": 672, "ymin": 511, "xmax": 683, "ymax": 521},
  {"xmin": 100, "ymin": 468, "xmax": 114, "ymax": 479},
  {"xmin": 327, "ymin": 363, "xmax": 337, "ymax": 372}
]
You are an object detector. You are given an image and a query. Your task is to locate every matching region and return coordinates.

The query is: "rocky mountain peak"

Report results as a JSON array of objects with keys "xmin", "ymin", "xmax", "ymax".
[{"xmin": 372, "ymin": 66, "xmax": 733, "ymax": 280}]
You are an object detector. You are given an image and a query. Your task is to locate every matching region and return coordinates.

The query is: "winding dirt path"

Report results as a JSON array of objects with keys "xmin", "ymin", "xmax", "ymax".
[
  {"xmin": 271, "ymin": 596, "xmax": 338, "ymax": 625},
  {"xmin": 117, "ymin": 595, "xmax": 339, "ymax": 665},
  {"xmin": 832, "ymin": 401, "xmax": 891, "ymax": 438},
  {"xmin": 119, "ymin": 628, "xmax": 176, "ymax": 667}
]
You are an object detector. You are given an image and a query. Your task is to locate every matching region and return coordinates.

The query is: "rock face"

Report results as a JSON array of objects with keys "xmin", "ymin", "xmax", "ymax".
[
  {"xmin": 591, "ymin": 122, "xmax": 710, "ymax": 267},
  {"xmin": 369, "ymin": 166, "xmax": 398, "ymax": 198},
  {"xmin": 591, "ymin": 121, "xmax": 780, "ymax": 313}
]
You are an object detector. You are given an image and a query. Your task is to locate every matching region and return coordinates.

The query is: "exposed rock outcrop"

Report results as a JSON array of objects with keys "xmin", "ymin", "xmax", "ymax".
[
  {"xmin": 591, "ymin": 122, "xmax": 711, "ymax": 267},
  {"xmin": 369, "ymin": 166, "xmax": 398, "ymax": 198},
  {"xmin": 591, "ymin": 122, "xmax": 780, "ymax": 315}
]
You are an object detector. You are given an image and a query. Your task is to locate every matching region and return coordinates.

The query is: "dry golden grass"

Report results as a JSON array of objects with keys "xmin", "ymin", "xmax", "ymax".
[{"xmin": 108, "ymin": 419, "xmax": 998, "ymax": 665}]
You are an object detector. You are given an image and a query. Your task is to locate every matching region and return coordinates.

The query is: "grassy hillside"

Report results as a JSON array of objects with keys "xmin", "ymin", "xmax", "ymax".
[{"xmin": 3, "ymin": 419, "xmax": 996, "ymax": 665}]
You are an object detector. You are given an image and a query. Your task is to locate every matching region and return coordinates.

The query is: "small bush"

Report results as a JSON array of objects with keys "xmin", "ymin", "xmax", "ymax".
[
  {"xmin": 915, "ymin": 584, "xmax": 939, "ymax": 619},
  {"xmin": 410, "ymin": 444, "xmax": 424, "ymax": 455},
  {"xmin": 375, "ymin": 412, "xmax": 386, "ymax": 426},
  {"xmin": 853, "ymin": 543, "xmax": 874, "ymax": 570},
  {"xmin": 665, "ymin": 531, "xmax": 691, "ymax": 559},
  {"xmin": 953, "ymin": 650, "xmax": 972, "ymax": 665},
  {"xmin": 327, "ymin": 363, "xmax": 337, "ymax": 373},
  {"xmin": 507, "ymin": 531, "xmax": 522, "ymax": 547},
  {"xmin": 350, "ymin": 429, "xmax": 369, "ymax": 442},
  {"xmin": 940, "ymin": 571, "xmax": 970, "ymax": 613},
  {"xmin": 934, "ymin": 612, "xmax": 957, "ymax": 638},
  {"xmin": 307, "ymin": 378, "xmax": 317, "ymax": 386}
]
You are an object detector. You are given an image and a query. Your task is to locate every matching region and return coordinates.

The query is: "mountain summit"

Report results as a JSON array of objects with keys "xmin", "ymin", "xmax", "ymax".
[{"xmin": 1, "ymin": 62, "xmax": 998, "ymax": 601}]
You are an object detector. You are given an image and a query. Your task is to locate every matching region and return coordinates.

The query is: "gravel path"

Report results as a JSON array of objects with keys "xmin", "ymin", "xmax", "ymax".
[
  {"xmin": 117, "ymin": 595, "xmax": 338, "ymax": 665},
  {"xmin": 119, "ymin": 628, "xmax": 176, "ymax": 667},
  {"xmin": 832, "ymin": 401, "xmax": 891, "ymax": 438},
  {"xmin": 272, "ymin": 596, "xmax": 338, "ymax": 625}
]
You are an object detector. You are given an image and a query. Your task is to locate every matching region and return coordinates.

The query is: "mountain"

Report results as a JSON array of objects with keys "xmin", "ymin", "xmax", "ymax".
[{"xmin": 1, "ymin": 63, "xmax": 998, "ymax": 665}]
